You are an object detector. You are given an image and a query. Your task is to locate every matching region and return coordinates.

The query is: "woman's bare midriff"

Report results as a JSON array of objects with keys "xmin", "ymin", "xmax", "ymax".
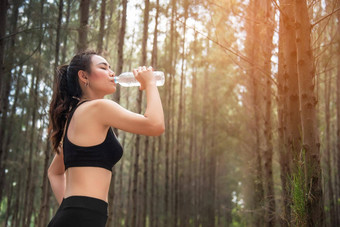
[{"xmin": 64, "ymin": 167, "xmax": 112, "ymax": 203}]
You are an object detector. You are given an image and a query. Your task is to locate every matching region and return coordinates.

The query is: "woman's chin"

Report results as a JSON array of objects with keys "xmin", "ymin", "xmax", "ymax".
[{"xmin": 109, "ymin": 87, "xmax": 116, "ymax": 94}]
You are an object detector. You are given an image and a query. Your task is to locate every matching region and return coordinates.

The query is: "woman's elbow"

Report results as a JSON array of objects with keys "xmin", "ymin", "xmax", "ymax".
[
  {"xmin": 157, "ymin": 123, "xmax": 165, "ymax": 135},
  {"xmin": 148, "ymin": 122, "xmax": 165, "ymax": 136}
]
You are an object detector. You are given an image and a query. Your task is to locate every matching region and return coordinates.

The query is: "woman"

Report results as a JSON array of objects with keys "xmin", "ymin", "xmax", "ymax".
[{"xmin": 47, "ymin": 50, "xmax": 164, "ymax": 226}]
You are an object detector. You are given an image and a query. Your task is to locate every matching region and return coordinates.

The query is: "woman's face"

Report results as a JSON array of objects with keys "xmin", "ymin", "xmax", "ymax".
[{"xmin": 87, "ymin": 55, "xmax": 116, "ymax": 96}]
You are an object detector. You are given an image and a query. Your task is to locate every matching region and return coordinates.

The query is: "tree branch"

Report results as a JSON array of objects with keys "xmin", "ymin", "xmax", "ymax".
[
  {"xmin": 175, "ymin": 18, "xmax": 278, "ymax": 87},
  {"xmin": 312, "ymin": 7, "xmax": 340, "ymax": 28},
  {"xmin": 271, "ymin": 0, "xmax": 285, "ymax": 17}
]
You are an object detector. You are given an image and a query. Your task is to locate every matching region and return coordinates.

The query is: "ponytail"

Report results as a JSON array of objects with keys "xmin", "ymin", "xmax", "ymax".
[{"xmin": 48, "ymin": 50, "xmax": 97, "ymax": 154}]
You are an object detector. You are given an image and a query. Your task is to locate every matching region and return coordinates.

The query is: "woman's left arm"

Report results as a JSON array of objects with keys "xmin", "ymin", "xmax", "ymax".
[{"xmin": 48, "ymin": 147, "xmax": 66, "ymax": 205}]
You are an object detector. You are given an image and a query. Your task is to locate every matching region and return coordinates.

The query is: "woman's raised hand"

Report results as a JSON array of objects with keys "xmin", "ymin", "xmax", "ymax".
[{"xmin": 133, "ymin": 66, "xmax": 155, "ymax": 90}]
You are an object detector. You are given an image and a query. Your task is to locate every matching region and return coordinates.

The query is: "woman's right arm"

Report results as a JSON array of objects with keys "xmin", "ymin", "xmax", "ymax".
[
  {"xmin": 48, "ymin": 147, "xmax": 66, "ymax": 205},
  {"xmin": 93, "ymin": 67, "xmax": 165, "ymax": 136}
]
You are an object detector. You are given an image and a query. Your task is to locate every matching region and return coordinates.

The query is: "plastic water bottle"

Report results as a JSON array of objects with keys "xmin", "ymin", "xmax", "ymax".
[{"xmin": 113, "ymin": 71, "xmax": 165, "ymax": 87}]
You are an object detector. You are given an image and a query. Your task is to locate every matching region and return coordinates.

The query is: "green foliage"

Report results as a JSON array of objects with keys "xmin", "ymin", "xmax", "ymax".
[{"xmin": 290, "ymin": 150, "xmax": 307, "ymax": 226}]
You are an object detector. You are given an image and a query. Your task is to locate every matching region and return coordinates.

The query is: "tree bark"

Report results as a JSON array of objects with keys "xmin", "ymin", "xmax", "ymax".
[
  {"xmin": 142, "ymin": 136, "xmax": 149, "ymax": 227},
  {"xmin": 281, "ymin": 0, "xmax": 302, "ymax": 176},
  {"xmin": 0, "ymin": 0, "xmax": 11, "ymax": 202},
  {"xmin": 245, "ymin": 0, "xmax": 265, "ymax": 225},
  {"xmin": 132, "ymin": 1, "xmax": 149, "ymax": 226},
  {"xmin": 107, "ymin": 168, "xmax": 116, "ymax": 226},
  {"xmin": 23, "ymin": 66, "xmax": 42, "ymax": 226},
  {"xmin": 77, "ymin": 0, "xmax": 90, "ymax": 52},
  {"xmin": 207, "ymin": 80, "xmax": 217, "ymax": 227},
  {"xmin": 294, "ymin": 0, "xmax": 324, "ymax": 225},
  {"xmin": 277, "ymin": 6, "xmax": 291, "ymax": 226},
  {"xmin": 0, "ymin": 0, "xmax": 20, "ymax": 202},
  {"xmin": 4, "ymin": 176, "xmax": 14, "ymax": 227},
  {"xmin": 0, "ymin": 0, "xmax": 8, "ymax": 103},
  {"xmin": 97, "ymin": 0, "xmax": 106, "ymax": 54},
  {"xmin": 149, "ymin": 2, "xmax": 160, "ymax": 225},
  {"xmin": 188, "ymin": 27, "xmax": 198, "ymax": 227},
  {"xmin": 164, "ymin": 0, "xmax": 177, "ymax": 225},
  {"xmin": 113, "ymin": 0, "xmax": 127, "ymax": 106},
  {"xmin": 104, "ymin": 0, "xmax": 117, "ymax": 52},
  {"xmin": 336, "ymin": 2, "xmax": 340, "ymax": 224},
  {"xmin": 37, "ymin": 0, "xmax": 63, "ymax": 225},
  {"xmin": 141, "ymin": 2, "xmax": 151, "ymax": 225},
  {"xmin": 324, "ymin": 69, "xmax": 337, "ymax": 227},
  {"xmin": 106, "ymin": 2, "xmax": 127, "ymax": 225},
  {"xmin": 38, "ymin": 138, "xmax": 52, "ymax": 227},
  {"xmin": 174, "ymin": 1, "xmax": 188, "ymax": 225},
  {"xmin": 61, "ymin": 0, "xmax": 71, "ymax": 64},
  {"xmin": 261, "ymin": 1, "xmax": 276, "ymax": 226}
]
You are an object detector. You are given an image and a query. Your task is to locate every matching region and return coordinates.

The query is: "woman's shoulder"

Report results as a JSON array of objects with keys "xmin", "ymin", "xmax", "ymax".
[
  {"xmin": 80, "ymin": 98, "xmax": 116, "ymax": 107},
  {"xmin": 78, "ymin": 99, "xmax": 120, "ymax": 117},
  {"xmin": 71, "ymin": 99, "xmax": 116, "ymax": 128}
]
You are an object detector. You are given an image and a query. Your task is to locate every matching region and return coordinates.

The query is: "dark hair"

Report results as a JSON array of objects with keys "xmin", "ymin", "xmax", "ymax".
[{"xmin": 48, "ymin": 50, "xmax": 97, "ymax": 154}]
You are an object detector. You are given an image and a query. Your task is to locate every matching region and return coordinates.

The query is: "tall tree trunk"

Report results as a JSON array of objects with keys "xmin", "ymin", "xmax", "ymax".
[
  {"xmin": 324, "ymin": 70, "xmax": 337, "ymax": 227},
  {"xmin": 54, "ymin": 0, "xmax": 63, "ymax": 73},
  {"xmin": 262, "ymin": 1, "xmax": 275, "ymax": 225},
  {"xmin": 0, "ymin": 0, "xmax": 8, "ymax": 101},
  {"xmin": 188, "ymin": 27, "xmax": 198, "ymax": 227},
  {"xmin": 106, "ymin": 2, "xmax": 127, "ymax": 226},
  {"xmin": 4, "ymin": 175, "xmax": 14, "ymax": 227},
  {"xmin": 125, "ymin": 136, "xmax": 134, "ymax": 226},
  {"xmin": 61, "ymin": 0, "xmax": 71, "ymax": 64},
  {"xmin": 38, "ymin": 138, "xmax": 52, "ymax": 227},
  {"xmin": 156, "ymin": 136, "xmax": 162, "ymax": 227},
  {"xmin": 142, "ymin": 136, "xmax": 149, "ymax": 227},
  {"xmin": 124, "ymin": 28, "xmax": 135, "ymax": 227},
  {"xmin": 115, "ymin": 90, "xmax": 130, "ymax": 227},
  {"xmin": 3, "ymin": 66, "xmax": 22, "ymax": 173},
  {"xmin": 23, "ymin": 0, "xmax": 45, "ymax": 224},
  {"xmin": 132, "ymin": 1, "xmax": 149, "ymax": 226},
  {"xmin": 336, "ymin": 3, "xmax": 340, "ymax": 224},
  {"xmin": 282, "ymin": 0, "xmax": 301, "ymax": 179},
  {"xmin": 107, "ymin": 169, "xmax": 116, "ymax": 227},
  {"xmin": 294, "ymin": 0, "xmax": 324, "ymax": 225},
  {"xmin": 149, "ymin": 2, "xmax": 160, "ymax": 225},
  {"xmin": 78, "ymin": 0, "xmax": 90, "ymax": 52},
  {"xmin": 104, "ymin": 0, "xmax": 116, "ymax": 52},
  {"xmin": 151, "ymin": 0, "xmax": 159, "ymax": 69},
  {"xmin": 174, "ymin": 1, "xmax": 187, "ymax": 225},
  {"xmin": 207, "ymin": 82, "xmax": 217, "ymax": 227},
  {"xmin": 97, "ymin": 0, "xmax": 106, "ymax": 54},
  {"xmin": 37, "ymin": 0, "xmax": 63, "ymax": 225},
  {"xmin": 0, "ymin": 0, "xmax": 11, "ymax": 203},
  {"xmin": 149, "ymin": 137, "xmax": 157, "ymax": 227},
  {"xmin": 277, "ymin": 7, "xmax": 291, "ymax": 226},
  {"xmin": 164, "ymin": 0, "xmax": 177, "ymax": 225},
  {"xmin": 245, "ymin": 0, "xmax": 265, "ymax": 225},
  {"xmin": 0, "ymin": 0, "xmax": 19, "ymax": 202},
  {"xmin": 23, "ymin": 68, "xmax": 39, "ymax": 227},
  {"xmin": 115, "ymin": 137, "xmax": 125, "ymax": 227},
  {"xmin": 141, "ymin": 2, "xmax": 150, "ymax": 226},
  {"xmin": 280, "ymin": 0, "xmax": 303, "ymax": 224},
  {"xmin": 200, "ymin": 35, "xmax": 211, "ymax": 227},
  {"xmin": 113, "ymin": 0, "xmax": 127, "ymax": 106}
]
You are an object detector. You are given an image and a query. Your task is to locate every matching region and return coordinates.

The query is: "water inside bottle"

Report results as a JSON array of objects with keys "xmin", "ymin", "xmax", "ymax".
[{"xmin": 118, "ymin": 72, "xmax": 165, "ymax": 87}]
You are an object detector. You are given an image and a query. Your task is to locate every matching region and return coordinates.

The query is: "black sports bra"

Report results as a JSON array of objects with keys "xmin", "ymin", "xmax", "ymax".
[{"xmin": 63, "ymin": 100, "xmax": 123, "ymax": 171}]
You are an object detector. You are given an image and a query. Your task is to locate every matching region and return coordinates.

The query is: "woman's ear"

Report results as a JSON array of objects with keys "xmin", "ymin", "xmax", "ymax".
[{"xmin": 78, "ymin": 70, "xmax": 88, "ymax": 84}]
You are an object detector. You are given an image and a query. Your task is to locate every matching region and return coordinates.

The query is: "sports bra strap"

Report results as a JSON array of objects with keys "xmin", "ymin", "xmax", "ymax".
[{"xmin": 60, "ymin": 100, "xmax": 89, "ymax": 146}]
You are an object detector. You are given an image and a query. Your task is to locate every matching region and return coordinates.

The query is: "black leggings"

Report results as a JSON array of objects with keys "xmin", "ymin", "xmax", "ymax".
[{"xmin": 47, "ymin": 195, "xmax": 108, "ymax": 227}]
